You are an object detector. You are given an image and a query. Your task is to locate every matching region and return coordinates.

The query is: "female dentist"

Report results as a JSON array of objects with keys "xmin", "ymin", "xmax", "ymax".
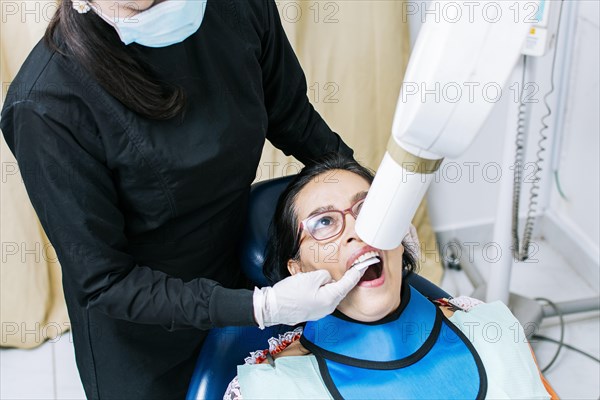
[{"xmin": 0, "ymin": 0, "xmax": 364, "ymax": 398}]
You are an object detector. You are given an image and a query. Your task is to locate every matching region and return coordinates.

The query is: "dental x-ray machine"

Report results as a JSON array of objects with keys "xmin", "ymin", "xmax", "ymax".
[
  {"xmin": 357, "ymin": 0, "xmax": 600, "ymax": 337},
  {"xmin": 356, "ymin": 0, "xmax": 532, "ymax": 251}
]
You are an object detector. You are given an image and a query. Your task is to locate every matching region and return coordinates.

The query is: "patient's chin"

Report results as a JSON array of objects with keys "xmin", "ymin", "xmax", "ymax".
[
  {"xmin": 347, "ymin": 308, "xmax": 392, "ymax": 323},
  {"xmin": 338, "ymin": 294, "xmax": 399, "ymax": 322}
]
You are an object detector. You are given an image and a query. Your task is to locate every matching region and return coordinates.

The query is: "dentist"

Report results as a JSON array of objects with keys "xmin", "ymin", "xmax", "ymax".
[{"xmin": 0, "ymin": 0, "xmax": 363, "ymax": 398}]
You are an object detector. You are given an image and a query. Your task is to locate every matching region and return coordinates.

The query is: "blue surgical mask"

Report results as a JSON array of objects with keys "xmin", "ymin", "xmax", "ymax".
[{"xmin": 91, "ymin": 0, "xmax": 207, "ymax": 48}]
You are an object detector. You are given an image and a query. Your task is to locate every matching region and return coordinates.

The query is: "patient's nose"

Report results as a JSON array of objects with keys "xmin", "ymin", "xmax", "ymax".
[{"xmin": 342, "ymin": 213, "xmax": 362, "ymax": 244}]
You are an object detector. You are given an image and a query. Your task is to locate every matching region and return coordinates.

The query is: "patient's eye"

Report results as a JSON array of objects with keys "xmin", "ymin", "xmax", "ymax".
[
  {"xmin": 307, "ymin": 213, "xmax": 341, "ymax": 237},
  {"xmin": 353, "ymin": 199, "xmax": 365, "ymax": 215},
  {"xmin": 315, "ymin": 215, "xmax": 336, "ymax": 227}
]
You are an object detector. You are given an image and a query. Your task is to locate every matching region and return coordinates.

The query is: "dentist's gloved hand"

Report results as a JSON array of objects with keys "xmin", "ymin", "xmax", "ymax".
[
  {"xmin": 403, "ymin": 224, "xmax": 421, "ymax": 260},
  {"xmin": 252, "ymin": 267, "xmax": 365, "ymax": 329}
]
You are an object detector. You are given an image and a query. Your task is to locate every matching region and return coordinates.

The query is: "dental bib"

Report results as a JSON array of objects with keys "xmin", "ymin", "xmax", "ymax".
[{"xmin": 299, "ymin": 281, "xmax": 487, "ymax": 400}]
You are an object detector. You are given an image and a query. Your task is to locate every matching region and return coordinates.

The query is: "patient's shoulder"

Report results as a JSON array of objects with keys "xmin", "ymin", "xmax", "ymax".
[
  {"xmin": 272, "ymin": 337, "xmax": 311, "ymax": 359},
  {"xmin": 433, "ymin": 296, "xmax": 485, "ymax": 318},
  {"xmin": 223, "ymin": 327, "xmax": 307, "ymax": 399},
  {"xmin": 241, "ymin": 326, "xmax": 305, "ymax": 365}
]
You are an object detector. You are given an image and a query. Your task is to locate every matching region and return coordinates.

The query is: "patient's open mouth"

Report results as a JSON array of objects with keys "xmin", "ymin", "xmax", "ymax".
[
  {"xmin": 347, "ymin": 247, "xmax": 386, "ymax": 288},
  {"xmin": 359, "ymin": 259, "xmax": 383, "ymax": 283}
]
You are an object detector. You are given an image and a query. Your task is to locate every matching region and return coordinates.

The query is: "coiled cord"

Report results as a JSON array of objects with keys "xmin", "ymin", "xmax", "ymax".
[
  {"xmin": 512, "ymin": 55, "xmax": 530, "ymax": 260},
  {"xmin": 512, "ymin": 0, "xmax": 565, "ymax": 261}
]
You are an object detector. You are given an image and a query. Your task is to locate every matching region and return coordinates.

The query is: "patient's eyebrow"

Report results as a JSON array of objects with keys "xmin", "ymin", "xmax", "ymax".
[
  {"xmin": 306, "ymin": 205, "xmax": 336, "ymax": 219},
  {"xmin": 351, "ymin": 191, "xmax": 368, "ymax": 204},
  {"xmin": 305, "ymin": 191, "xmax": 369, "ymax": 219}
]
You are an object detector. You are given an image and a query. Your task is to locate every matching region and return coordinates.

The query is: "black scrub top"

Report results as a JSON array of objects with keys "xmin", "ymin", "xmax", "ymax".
[{"xmin": 0, "ymin": 0, "xmax": 353, "ymax": 398}]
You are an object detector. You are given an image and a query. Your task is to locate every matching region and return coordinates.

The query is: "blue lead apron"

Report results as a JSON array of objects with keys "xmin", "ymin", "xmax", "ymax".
[{"xmin": 299, "ymin": 280, "xmax": 488, "ymax": 400}]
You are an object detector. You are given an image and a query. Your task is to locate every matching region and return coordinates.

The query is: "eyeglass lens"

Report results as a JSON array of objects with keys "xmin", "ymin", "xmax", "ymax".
[{"xmin": 305, "ymin": 200, "xmax": 364, "ymax": 240}]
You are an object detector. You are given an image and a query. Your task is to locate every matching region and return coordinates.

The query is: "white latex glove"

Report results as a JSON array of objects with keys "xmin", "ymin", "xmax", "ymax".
[
  {"xmin": 403, "ymin": 224, "xmax": 421, "ymax": 260},
  {"xmin": 252, "ymin": 267, "xmax": 366, "ymax": 329}
]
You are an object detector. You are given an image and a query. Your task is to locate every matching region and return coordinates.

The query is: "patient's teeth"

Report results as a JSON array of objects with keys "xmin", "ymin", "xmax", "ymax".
[
  {"xmin": 353, "ymin": 257, "xmax": 379, "ymax": 271},
  {"xmin": 352, "ymin": 251, "xmax": 378, "ymax": 266}
]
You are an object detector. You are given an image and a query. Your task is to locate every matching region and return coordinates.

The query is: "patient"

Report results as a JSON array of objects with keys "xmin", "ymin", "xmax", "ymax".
[{"xmin": 225, "ymin": 154, "xmax": 556, "ymax": 400}]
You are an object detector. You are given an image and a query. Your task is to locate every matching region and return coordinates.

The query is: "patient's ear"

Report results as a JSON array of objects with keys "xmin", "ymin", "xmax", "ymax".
[{"xmin": 287, "ymin": 259, "xmax": 302, "ymax": 275}]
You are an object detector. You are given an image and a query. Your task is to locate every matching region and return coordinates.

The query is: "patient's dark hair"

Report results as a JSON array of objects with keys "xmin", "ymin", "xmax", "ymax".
[{"xmin": 263, "ymin": 153, "xmax": 418, "ymax": 285}]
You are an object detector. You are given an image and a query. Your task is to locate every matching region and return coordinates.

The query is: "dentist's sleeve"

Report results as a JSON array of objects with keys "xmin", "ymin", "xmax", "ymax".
[
  {"xmin": 258, "ymin": 0, "xmax": 354, "ymax": 164},
  {"xmin": 0, "ymin": 100, "xmax": 255, "ymax": 331}
]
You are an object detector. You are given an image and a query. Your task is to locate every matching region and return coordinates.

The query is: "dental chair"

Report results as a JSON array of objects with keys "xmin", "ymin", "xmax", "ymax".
[{"xmin": 185, "ymin": 176, "xmax": 451, "ymax": 400}]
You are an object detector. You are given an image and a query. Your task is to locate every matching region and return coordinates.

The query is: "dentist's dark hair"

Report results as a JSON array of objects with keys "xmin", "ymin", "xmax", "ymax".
[
  {"xmin": 44, "ymin": 0, "xmax": 186, "ymax": 120},
  {"xmin": 263, "ymin": 153, "xmax": 418, "ymax": 285}
]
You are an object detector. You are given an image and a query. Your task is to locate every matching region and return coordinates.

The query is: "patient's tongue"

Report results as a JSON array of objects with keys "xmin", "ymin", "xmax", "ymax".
[{"xmin": 360, "ymin": 265, "xmax": 379, "ymax": 282}]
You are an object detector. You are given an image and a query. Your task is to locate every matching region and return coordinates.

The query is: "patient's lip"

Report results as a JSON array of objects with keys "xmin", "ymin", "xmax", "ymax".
[
  {"xmin": 346, "ymin": 246, "xmax": 381, "ymax": 270},
  {"xmin": 358, "ymin": 267, "xmax": 385, "ymax": 288}
]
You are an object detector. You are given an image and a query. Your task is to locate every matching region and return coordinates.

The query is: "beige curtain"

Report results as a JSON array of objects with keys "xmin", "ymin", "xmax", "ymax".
[
  {"xmin": 0, "ymin": 0, "xmax": 442, "ymax": 349},
  {"xmin": 260, "ymin": 0, "xmax": 443, "ymax": 283},
  {"xmin": 1, "ymin": 0, "xmax": 70, "ymax": 349}
]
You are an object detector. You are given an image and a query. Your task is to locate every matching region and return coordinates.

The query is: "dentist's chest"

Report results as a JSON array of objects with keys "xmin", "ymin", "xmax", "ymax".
[{"xmin": 102, "ymin": 20, "xmax": 268, "ymax": 224}]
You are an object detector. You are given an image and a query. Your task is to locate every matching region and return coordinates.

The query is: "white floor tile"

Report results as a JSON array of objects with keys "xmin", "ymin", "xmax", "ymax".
[
  {"xmin": 440, "ymin": 266, "xmax": 475, "ymax": 297},
  {"xmin": 0, "ymin": 340, "xmax": 55, "ymax": 400},
  {"xmin": 532, "ymin": 313, "xmax": 600, "ymax": 399},
  {"xmin": 438, "ymin": 236, "xmax": 600, "ymax": 400},
  {"xmin": 508, "ymin": 244, "xmax": 598, "ymax": 302},
  {"xmin": 53, "ymin": 331, "xmax": 86, "ymax": 399}
]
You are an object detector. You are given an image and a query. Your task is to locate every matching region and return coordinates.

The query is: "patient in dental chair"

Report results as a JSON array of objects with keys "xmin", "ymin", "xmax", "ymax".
[{"xmin": 224, "ymin": 154, "xmax": 557, "ymax": 400}]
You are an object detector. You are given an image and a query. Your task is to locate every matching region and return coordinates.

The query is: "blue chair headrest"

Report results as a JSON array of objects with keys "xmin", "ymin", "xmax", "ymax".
[{"xmin": 239, "ymin": 176, "xmax": 294, "ymax": 287}]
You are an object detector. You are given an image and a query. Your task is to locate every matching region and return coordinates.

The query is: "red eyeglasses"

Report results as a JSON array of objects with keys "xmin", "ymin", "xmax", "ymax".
[{"xmin": 298, "ymin": 198, "xmax": 365, "ymax": 242}]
